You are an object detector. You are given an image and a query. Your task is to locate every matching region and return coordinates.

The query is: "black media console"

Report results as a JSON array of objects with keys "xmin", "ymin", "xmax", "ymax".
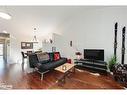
[{"xmin": 74, "ymin": 59, "xmax": 107, "ymax": 74}]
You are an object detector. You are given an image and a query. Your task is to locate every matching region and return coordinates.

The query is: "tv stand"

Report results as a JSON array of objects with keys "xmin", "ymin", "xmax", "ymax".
[{"xmin": 74, "ymin": 59, "xmax": 107, "ymax": 74}]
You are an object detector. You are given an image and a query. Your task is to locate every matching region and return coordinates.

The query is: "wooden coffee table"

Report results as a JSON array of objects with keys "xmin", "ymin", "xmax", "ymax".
[{"xmin": 55, "ymin": 63, "xmax": 75, "ymax": 86}]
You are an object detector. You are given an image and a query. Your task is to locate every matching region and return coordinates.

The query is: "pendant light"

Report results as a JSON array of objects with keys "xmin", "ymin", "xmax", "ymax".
[
  {"xmin": 0, "ymin": 12, "xmax": 11, "ymax": 20},
  {"xmin": 33, "ymin": 28, "xmax": 38, "ymax": 43}
]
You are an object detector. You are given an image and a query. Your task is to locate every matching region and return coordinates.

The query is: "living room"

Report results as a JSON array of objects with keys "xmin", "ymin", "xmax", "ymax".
[{"xmin": 0, "ymin": 5, "xmax": 127, "ymax": 91}]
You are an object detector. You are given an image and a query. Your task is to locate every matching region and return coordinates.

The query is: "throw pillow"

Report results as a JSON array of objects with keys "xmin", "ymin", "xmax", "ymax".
[
  {"xmin": 37, "ymin": 52, "xmax": 50, "ymax": 63},
  {"xmin": 54, "ymin": 52, "xmax": 60, "ymax": 61}
]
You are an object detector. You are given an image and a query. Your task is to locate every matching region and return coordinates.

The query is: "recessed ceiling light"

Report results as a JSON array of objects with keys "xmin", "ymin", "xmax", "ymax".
[{"xmin": 0, "ymin": 12, "xmax": 11, "ymax": 20}]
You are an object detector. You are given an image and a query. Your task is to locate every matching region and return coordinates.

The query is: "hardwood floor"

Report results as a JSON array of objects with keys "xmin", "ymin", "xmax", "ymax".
[
  {"xmin": 50, "ymin": 69, "xmax": 124, "ymax": 89},
  {"xmin": 0, "ymin": 60, "xmax": 125, "ymax": 89}
]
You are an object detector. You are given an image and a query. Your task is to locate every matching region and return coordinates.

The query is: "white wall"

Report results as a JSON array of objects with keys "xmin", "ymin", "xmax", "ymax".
[
  {"xmin": 8, "ymin": 35, "xmax": 44, "ymax": 63},
  {"xmin": 1, "ymin": 6, "xmax": 127, "ymax": 64},
  {"xmin": 52, "ymin": 7, "xmax": 127, "ymax": 64},
  {"xmin": 9, "ymin": 36, "xmax": 21, "ymax": 63}
]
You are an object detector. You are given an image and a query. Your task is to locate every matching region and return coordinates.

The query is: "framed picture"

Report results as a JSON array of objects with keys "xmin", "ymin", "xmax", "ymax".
[
  {"xmin": 21, "ymin": 42, "xmax": 33, "ymax": 49},
  {"xmin": 22, "ymin": 43, "xmax": 25, "ymax": 47},
  {"xmin": 26, "ymin": 43, "xmax": 31, "ymax": 47}
]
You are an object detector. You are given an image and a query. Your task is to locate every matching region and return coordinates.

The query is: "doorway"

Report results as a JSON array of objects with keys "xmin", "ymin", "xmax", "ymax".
[
  {"xmin": 0, "ymin": 41, "xmax": 5, "ymax": 67},
  {"xmin": 0, "ymin": 43, "xmax": 4, "ymax": 56},
  {"xmin": 0, "ymin": 33, "xmax": 10, "ymax": 64}
]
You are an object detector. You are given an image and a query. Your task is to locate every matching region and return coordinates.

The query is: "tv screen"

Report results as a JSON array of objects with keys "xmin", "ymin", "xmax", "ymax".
[{"xmin": 84, "ymin": 49, "xmax": 104, "ymax": 61}]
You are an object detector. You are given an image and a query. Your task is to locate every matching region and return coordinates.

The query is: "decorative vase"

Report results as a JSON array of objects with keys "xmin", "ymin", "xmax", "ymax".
[{"xmin": 62, "ymin": 65, "xmax": 66, "ymax": 70}]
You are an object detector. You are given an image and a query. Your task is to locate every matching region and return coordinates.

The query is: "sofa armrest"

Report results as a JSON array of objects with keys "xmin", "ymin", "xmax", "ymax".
[
  {"xmin": 33, "ymin": 62, "xmax": 42, "ymax": 68},
  {"xmin": 28, "ymin": 54, "xmax": 39, "ymax": 68}
]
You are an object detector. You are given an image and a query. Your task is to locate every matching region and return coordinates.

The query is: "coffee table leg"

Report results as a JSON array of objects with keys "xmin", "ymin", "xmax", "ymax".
[
  {"xmin": 58, "ymin": 77, "xmax": 65, "ymax": 86},
  {"xmin": 73, "ymin": 67, "xmax": 76, "ymax": 73},
  {"xmin": 57, "ymin": 73, "xmax": 67, "ymax": 86},
  {"xmin": 63, "ymin": 75, "xmax": 66, "ymax": 83}
]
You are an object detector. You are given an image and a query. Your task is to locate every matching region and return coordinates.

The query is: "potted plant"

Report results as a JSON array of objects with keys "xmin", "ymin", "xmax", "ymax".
[{"xmin": 108, "ymin": 56, "xmax": 117, "ymax": 72}]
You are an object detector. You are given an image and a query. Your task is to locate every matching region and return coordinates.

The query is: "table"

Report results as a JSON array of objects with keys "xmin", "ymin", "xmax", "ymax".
[{"xmin": 55, "ymin": 63, "xmax": 75, "ymax": 86}]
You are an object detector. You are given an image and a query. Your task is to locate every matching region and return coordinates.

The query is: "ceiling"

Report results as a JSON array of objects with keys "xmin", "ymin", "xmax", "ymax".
[{"xmin": 0, "ymin": 6, "xmax": 124, "ymax": 41}]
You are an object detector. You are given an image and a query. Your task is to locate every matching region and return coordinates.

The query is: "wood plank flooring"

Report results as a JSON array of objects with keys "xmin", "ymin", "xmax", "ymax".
[{"xmin": 0, "ymin": 61, "xmax": 125, "ymax": 89}]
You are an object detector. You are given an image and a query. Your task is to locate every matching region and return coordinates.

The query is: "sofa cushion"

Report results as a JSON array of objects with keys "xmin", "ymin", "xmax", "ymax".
[
  {"xmin": 34, "ymin": 63, "xmax": 42, "ymax": 68},
  {"xmin": 48, "ymin": 52, "xmax": 54, "ymax": 61},
  {"xmin": 38, "ymin": 58, "xmax": 67, "ymax": 72},
  {"xmin": 54, "ymin": 52, "xmax": 60, "ymax": 61},
  {"xmin": 37, "ymin": 52, "xmax": 50, "ymax": 64}
]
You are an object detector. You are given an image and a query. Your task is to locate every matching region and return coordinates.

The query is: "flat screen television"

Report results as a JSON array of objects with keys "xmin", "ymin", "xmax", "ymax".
[{"xmin": 84, "ymin": 49, "xmax": 104, "ymax": 61}]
